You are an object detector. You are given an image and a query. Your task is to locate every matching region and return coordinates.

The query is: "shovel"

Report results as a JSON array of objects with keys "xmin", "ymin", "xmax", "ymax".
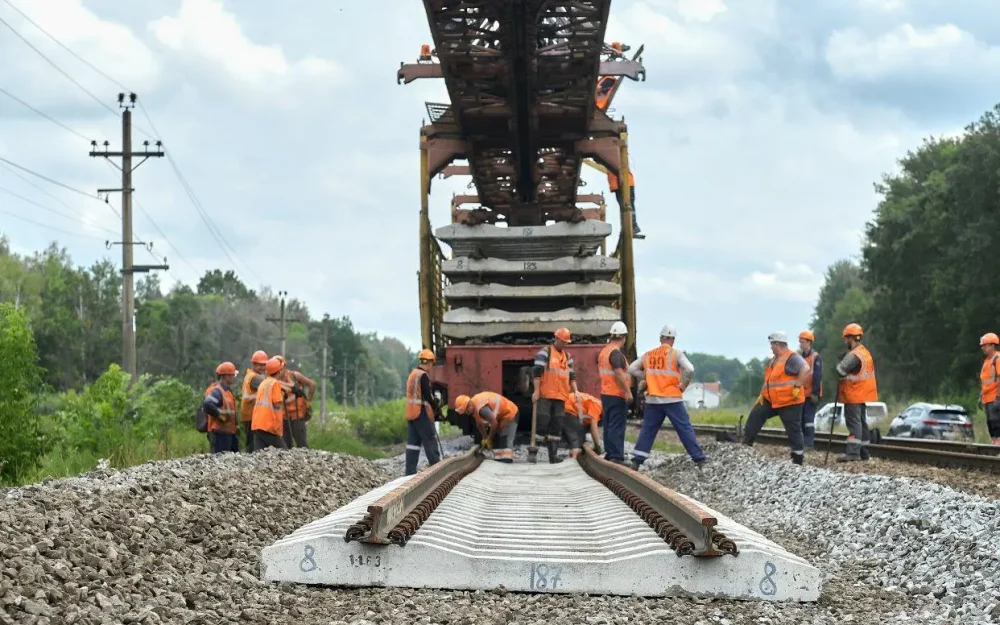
[
  {"xmin": 823, "ymin": 382, "xmax": 843, "ymax": 466},
  {"xmin": 527, "ymin": 399, "xmax": 539, "ymax": 464}
]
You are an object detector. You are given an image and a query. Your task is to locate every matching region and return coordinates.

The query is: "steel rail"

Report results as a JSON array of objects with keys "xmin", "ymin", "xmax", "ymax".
[
  {"xmin": 576, "ymin": 446, "xmax": 737, "ymax": 557},
  {"xmin": 661, "ymin": 423, "xmax": 1000, "ymax": 457},
  {"xmin": 344, "ymin": 447, "xmax": 483, "ymax": 545},
  {"xmin": 669, "ymin": 423, "xmax": 1000, "ymax": 473}
]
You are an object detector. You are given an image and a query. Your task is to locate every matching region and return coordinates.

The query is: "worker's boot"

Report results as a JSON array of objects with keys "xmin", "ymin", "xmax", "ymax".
[
  {"xmin": 790, "ymin": 452, "xmax": 803, "ymax": 466},
  {"xmin": 547, "ymin": 440, "xmax": 563, "ymax": 464}
]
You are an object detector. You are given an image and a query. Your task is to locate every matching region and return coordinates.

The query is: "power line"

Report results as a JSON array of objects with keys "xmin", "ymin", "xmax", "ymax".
[
  {"xmin": 0, "ymin": 85, "xmax": 92, "ymax": 141},
  {"xmin": 0, "ymin": 156, "xmax": 102, "ymax": 199},
  {"xmin": 0, "ymin": 14, "xmax": 118, "ymax": 118},
  {"xmin": 0, "ymin": 203, "xmax": 108, "ymax": 241},
  {"xmin": 0, "ymin": 185, "xmax": 118, "ymax": 237},
  {"xmin": 133, "ymin": 195, "xmax": 201, "ymax": 278}
]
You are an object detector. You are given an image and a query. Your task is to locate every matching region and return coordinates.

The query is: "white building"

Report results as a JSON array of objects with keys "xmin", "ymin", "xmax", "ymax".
[{"xmin": 683, "ymin": 382, "xmax": 722, "ymax": 410}]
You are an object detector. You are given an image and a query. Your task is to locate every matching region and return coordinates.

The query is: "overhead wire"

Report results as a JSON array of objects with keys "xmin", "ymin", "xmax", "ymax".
[
  {"xmin": 0, "ymin": 85, "xmax": 93, "ymax": 141},
  {"xmin": 0, "ymin": 156, "xmax": 103, "ymax": 200},
  {"xmin": 0, "ymin": 203, "xmax": 108, "ymax": 241}
]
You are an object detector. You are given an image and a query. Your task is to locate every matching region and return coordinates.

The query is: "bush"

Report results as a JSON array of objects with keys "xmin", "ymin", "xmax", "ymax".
[
  {"xmin": 345, "ymin": 399, "xmax": 408, "ymax": 446},
  {"xmin": 0, "ymin": 304, "xmax": 49, "ymax": 484}
]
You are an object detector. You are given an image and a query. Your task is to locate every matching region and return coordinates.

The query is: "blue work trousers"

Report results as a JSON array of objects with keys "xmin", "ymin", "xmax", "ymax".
[
  {"xmin": 633, "ymin": 401, "xmax": 706, "ymax": 464},
  {"xmin": 210, "ymin": 431, "xmax": 239, "ymax": 454},
  {"xmin": 601, "ymin": 395, "xmax": 628, "ymax": 462},
  {"xmin": 801, "ymin": 400, "xmax": 817, "ymax": 448}
]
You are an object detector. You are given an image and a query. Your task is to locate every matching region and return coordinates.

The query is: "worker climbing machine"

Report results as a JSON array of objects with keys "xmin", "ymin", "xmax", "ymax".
[{"xmin": 261, "ymin": 447, "xmax": 822, "ymax": 601}]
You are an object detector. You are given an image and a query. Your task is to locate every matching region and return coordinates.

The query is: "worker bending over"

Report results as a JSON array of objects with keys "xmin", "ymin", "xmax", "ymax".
[
  {"xmin": 834, "ymin": 323, "xmax": 878, "ymax": 462},
  {"xmin": 798, "ymin": 331, "xmax": 823, "ymax": 449},
  {"xmin": 239, "ymin": 350, "xmax": 269, "ymax": 452},
  {"xmin": 277, "ymin": 357, "xmax": 315, "ymax": 448},
  {"xmin": 629, "ymin": 325, "xmax": 706, "ymax": 468},
  {"xmin": 742, "ymin": 332, "xmax": 810, "ymax": 464},
  {"xmin": 533, "ymin": 328, "xmax": 583, "ymax": 464},
  {"xmin": 564, "ymin": 391, "xmax": 603, "ymax": 458},
  {"xmin": 404, "ymin": 349, "xmax": 442, "ymax": 475},
  {"xmin": 454, "ymin": 391, "xmax": 518, "ymax": 463},
  {"xmin": 251, "ymin": 357, "xmax": 288, "ymax": 451},
  {"xmin": 203, "ymin": 361, "xmax": 239, "ymax": 454},
  {"xmin": 979, "ymin": 333, "xmax": 1000, "ymax": 445},
  {"xmin": 599, "ymin": 321, "xmax": 632, "ymax": 464}
]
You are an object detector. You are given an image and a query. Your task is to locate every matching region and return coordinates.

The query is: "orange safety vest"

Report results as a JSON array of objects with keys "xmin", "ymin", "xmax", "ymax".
[
  {"xmin": 642, "ymin": 345, "xmax": 682, "ymax": 398},
  {"xmin": 801, "ymin": 351, "xmax": 823, "ymax": 397},
  {"xmin": 763, "ymin": 351, "xmax": 805, "ymax": 409},
  {"xmin": 471, "ymin": 391, "xmax": 518, "ymax": 427},
  {"xmin": 280, "ymin": 370, "xmax": 309, "ymax": 421},
  {"xmin": 404, "ymin": 368, "xmax": 434, "ymax": 421},
  {"xmin": 981, "ymin": 354, "xmax": 1000, "ymax": 403},
  {"xmin": 204, "ymin": 382, "xmax": 238, "ymax": 434},
  {"xmin": 565, "ymin": 392, "xmax": 602, "ymax": 423},
  {"xmin": 599, "ymin": 343, "xmax": 629, "ymax": 398},
  {"xmin": 606, "ymin": 170, "xmax": 635, "ymax": 192},
  {"xmin": 252, "ymin": 377, "xmax": 285, "ymax": 437},
  {"xmin": 240, "ymin": 368, "xmax": 261, "ymax": 422},
  {"xmin": 837, "ymin": 344, "xmax": 878, "ymax": 404},
  {"xmin": 539, "ymin": 346, "xmax": 572, "ymax": 401}
]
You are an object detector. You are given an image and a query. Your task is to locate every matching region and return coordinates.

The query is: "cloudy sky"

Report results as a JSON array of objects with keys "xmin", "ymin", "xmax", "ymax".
[{"xmin": 0, "ymin": 0, "xmax": 996, "ymax": 363}]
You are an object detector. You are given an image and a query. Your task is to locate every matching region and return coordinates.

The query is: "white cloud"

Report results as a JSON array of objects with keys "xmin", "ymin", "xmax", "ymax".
[
  {"xmin": 826, "ymin": 23, "xmax": 1000, "ymax": 82},
  {"xmin": 741, "ymin": 261, "xmax": 824, "ymax": 303},
  {"xmin": 149, "ymin": 0, "xmax": 344, "ymax": 90},
  {"xmin": 676, "ymin": 0, "xmax": 729, "ymax": 22}
]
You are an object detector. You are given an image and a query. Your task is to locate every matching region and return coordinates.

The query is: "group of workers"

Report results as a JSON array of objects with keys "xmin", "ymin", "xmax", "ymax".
[
  {"xmin": 201, "ymin": 350, "xmax": 316, "ymax": 454},
  {"xmin": 401, "ymin": 320, "xmax": 885, "ymax": 472}
]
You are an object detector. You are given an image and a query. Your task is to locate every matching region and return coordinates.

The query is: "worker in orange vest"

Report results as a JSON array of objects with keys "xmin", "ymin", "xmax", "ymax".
[
  {"xmin": 564, "ymin": 391, "xmax": 603, "ymax": 457},
  {"xmin": 978, "ymin": 332, "xmax": 1000, "ymax": 445},
  {"xmin": 275, "ymin": 357, "xmax": 315, "ymax": 448},
  {"xmin": 532, "ymin": 328, "xmax": 583, "ymax": 464},
  {"xmin": 239, "ymin": 350, "xmax": 269, "ymax": 452},
  {"xmin": 404, "ymin": 349, "xmax": 442, "ymax": 475},
  {"xmin": 629, "ymin": 325, "xmax": 705, "ymax": 467},
  {"xmin": 599, "ymin": 321, "xmax": 632, "ymax": 464},
  {"xmin": 203, "ymin": 362, "xmax": 239, "ymax": 453},
  {"xmin": 454, "ymin": 391, "xmax": 518, "ymax": 463},
  {"xmin": 251, "ymin": 357, "xmax": 288, "ymax": 451},
  {"xmin": 742, "ymin": 331, "xmax": 811, "ymax": 464},
  {"xmin": 798, "ymin": 331, "xmax": 823, "ymax": 449},
  {"xmin": 607, "ymin": 169, "xmax": 643, "ymax": 239},
  {"xmin": 834, "ymin": 323, "xmax": 878, "ymax": 462}
]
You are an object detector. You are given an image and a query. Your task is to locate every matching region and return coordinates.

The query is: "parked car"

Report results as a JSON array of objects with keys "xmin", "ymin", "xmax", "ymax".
[
  {"xmin": 814, "ymin": 401, "xmax": 888, "ymax": 431},
  {"xmin": 885, "ymin": 402, "xmax": 974, "ymax": 441}
]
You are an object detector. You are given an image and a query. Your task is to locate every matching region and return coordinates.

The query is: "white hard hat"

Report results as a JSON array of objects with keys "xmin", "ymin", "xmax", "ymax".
[
  {"xmin": 768, "ymin": 331, "xmax": 788, "ymax": 344},
  {"xmin": 659, "ymin": 324, "xmax": 676, "ymax": 338},
  {"xmin": 609, "ymin": 321, "xmax": 628, "ymax": 336}
]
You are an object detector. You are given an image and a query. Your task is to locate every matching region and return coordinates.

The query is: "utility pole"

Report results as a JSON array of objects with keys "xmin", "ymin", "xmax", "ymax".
[
  {"xmin": 343, "ymin": 354, "xmax": 348, "ymax": 411},
  {"xmin": 90, "ymin": 92, "xmax": 166, "ymax": 380},
  {"xmin": 320, "ymin": 313, "xmax": 329, "ymax": 424},
  {"xmin": 266, "ymin": 290, "xmax": 306, "ymax": 357},
  {"xmin": 353, "ymin": 361, "xmax": 359, "ymax": 407}
]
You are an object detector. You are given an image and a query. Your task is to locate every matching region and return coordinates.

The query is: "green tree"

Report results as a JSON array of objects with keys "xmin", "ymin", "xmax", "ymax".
[{"xmin": 0, "ymin": 304, "xmax": 48, "ymax": 483}]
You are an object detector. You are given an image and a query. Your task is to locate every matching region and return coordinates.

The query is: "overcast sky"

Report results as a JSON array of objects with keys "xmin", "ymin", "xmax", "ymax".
[{"xmin": 1, "ymin": 0, "xmax": 996, "ymax": 363}]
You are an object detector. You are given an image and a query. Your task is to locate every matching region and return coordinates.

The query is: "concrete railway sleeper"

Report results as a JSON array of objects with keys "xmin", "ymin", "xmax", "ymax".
[{"xmin": 261, "ymin": 447, "xmax": 821, "ymax": 601}]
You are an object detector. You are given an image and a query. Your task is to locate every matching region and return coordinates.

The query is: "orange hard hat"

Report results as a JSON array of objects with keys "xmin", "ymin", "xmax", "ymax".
[
  {"xmin": 554, "ymin": 327, "xmax": 572, "ymax": 343},
  {"xmin": 251, "ymin": 350, "xmax": 269, "ymax": 365},
  {"xmin": 274, "ymin": 355, "xmax": 286, "ymax": 365},
  {"xmin": 265, "ymin": 357, "xmax": 283, "ymax": 375},
  {"xmin": 980, "ymin": 332, "xmax": 1000, "ymax": 346},
  {"xmin": 215, "ymin": 361, "xmax": 238, "ymax": 376},
  {"xmin": 454, "ymin": 394, "xmax": 472, "ymax": 413},
  {"xmin": 799, "ymin": 330, "xmax": 815, "ymax": 342},
  {"xmin": 842, "ymin": 323, "xmax": 863, "ymax": 338},
  {"xmin": 418, "ymin": 349, "xmax": 435, "ymax": 362}
]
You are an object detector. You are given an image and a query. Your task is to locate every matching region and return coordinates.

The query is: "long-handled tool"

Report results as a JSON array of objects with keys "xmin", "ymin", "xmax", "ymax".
[
  {"xmin": 823, "ymin": 382, "xmax": 842, "ymax": 466},
  {"xmin": 527, "ymin": 399, "xmax": 539, "ymax": 464}
]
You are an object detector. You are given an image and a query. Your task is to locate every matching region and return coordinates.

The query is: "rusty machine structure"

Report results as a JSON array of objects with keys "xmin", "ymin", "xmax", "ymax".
[{"xmin": 397, "ymin": 0, "xmax": 645, "ymax": 433}]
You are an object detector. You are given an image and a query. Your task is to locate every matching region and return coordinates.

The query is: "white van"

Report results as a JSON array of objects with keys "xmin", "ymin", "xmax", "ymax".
[{"xmin": 813, "ymin": 401, "xmax": 888, "ymax": 431}]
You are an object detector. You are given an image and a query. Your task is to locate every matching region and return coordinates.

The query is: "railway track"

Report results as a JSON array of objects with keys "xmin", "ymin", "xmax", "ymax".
[
  {"xmin": 261, "ymin": 446, "xmax": 822, "ymax": 601},
  {"xmin": 664, "ymin": 423, "xmax": 1000, "ymax": 473}
]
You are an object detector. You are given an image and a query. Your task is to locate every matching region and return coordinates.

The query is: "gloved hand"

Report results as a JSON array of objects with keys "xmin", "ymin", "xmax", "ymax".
[
  {"xmin": 480, "ymin": 438, "xmax": 493, "ymax": 450},
  {"xmin": 755, "ymin": 394, "xmax": 764, "ymax": 407},
  {"xmin": 593, "ymin": 442, "xmax": 603, "ymax": 455},
  {"xmin": 792, "ymin": 386, "xmax": 801, "ymax": 400},
  {"xmin": 809, "ymin": 394, "xmax": 819, "ymax": 405}
]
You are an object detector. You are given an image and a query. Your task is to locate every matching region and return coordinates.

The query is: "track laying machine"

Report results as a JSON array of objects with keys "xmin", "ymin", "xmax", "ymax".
[{"xmin": 396, "ymin": 1, "xmax": 647, "ymax": 435}]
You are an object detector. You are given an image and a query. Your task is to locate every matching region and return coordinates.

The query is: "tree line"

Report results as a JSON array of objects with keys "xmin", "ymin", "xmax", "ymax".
[
  {"xmin": 808, "ymin": 103, "xmax": 1000, "ymax": 406},
  {"xmin": 0, "ymin": 239, "xmax": 415, "ymax": 404}
]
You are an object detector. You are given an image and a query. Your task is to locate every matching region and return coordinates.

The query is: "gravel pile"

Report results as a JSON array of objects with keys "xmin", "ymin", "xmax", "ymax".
[
  {"xmin": 0, "ymin": 450, "xmax": 389, "ymax": 625},
  {"xmin": 654, "ymin": 443, "xmax": 1000, "ymax": 624}
]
